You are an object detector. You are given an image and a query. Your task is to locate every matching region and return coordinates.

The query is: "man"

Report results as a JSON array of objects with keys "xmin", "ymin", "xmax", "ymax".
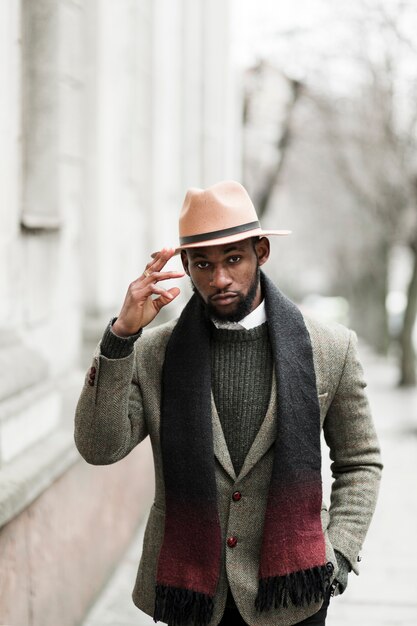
[{"xmin": 74, "ymin": 180, "xmax": 382, "ymax": 626}]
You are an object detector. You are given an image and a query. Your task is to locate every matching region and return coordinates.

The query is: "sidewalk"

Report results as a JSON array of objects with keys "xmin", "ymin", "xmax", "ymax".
[
  {"xmin": 82, "ymin": 346, "xmax": 417, "ymax": 626},
  {"xmin": 326, "ymin": 345, "xmax": 417, "ymax": 625},
  {"xmin": 81, "ymin": 523, "xmax": 150, "ymax": 626}
]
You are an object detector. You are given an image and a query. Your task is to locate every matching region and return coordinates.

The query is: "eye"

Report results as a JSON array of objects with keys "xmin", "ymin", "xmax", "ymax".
[
  {"xmin": 228, "ymin": 256, "xmax": 241, "ymax": 264},
  {"xmin": 195, "ymin": 261, "xmax": 210, "ymax": 269}
]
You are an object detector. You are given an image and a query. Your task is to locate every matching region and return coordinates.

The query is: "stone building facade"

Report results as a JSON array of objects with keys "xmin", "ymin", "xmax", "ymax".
[{"xmin": 0, "ymin": 1, "xmax": 240, "ymax": 624}]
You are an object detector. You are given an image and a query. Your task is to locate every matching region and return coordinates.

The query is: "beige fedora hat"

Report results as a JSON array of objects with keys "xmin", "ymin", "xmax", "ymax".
[{"xmin": 175, "ymin": 180, "xmax": 291, "ymax": 252}]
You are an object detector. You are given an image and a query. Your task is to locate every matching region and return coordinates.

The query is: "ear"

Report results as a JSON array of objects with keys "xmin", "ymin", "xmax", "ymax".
[
  {"xmin": 180, "ymin": 250, "xmax": 190, "ymax": 275},
  {"xmin": 255, "ymin": 237, "xmax": 270, "ymax": 267}
]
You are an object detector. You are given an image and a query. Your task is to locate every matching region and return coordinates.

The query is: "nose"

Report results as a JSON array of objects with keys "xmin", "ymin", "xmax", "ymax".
[{"xmin": 210, "ymin": 265, "xmax": 233, "ymax": 290}]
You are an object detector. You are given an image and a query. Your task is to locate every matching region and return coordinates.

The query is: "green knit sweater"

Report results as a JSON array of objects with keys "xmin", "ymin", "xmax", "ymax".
[{"xmin": 210, "ymin": 323, "xmax": 273, "ymax": 475}]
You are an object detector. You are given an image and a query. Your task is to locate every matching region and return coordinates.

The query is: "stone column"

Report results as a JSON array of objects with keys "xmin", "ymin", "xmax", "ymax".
[
  {"xmin": 81, "ymin": 0, "xmax": 154, "ymax": 355},
  {"xmin": 201, "ymin": 0, "xmax": 241, "ymax": 186},
  {"xmin": 21, "ymin": 0, "xmax": 60, "ymax": 228},
  {"xmin": 0, "ymin": 0, "xmax": 22, "ymax": 330},
  {"xmin": 181, "ymin": 0, "xmax": 204, "ymax": 189},
  {"xmin": 149, "ymin": 0, "xmax": 184, "ymax": 254}
]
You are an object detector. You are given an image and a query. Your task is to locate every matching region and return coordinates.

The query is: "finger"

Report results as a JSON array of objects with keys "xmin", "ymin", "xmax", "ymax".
[
  {"xmin": 150, "ymin": 247, "xmax": 178, "ymax": 261},
  {"xmin": 132, "ymin": 271, "xmax": 184, "ymax": 291},
  {"xmin": 140, "ymin": 270, "xmax": 184, "ymax": 284},
  {"xmin": 145, "ymin": 247, "xmax": 177, "ymax": 274},
  {"xmin": 150, "ymin": 283, "xmax": 175, "ymax": 300},
  {"xmin": 152, "ymin": 247, "xmax": 177, "ymax": 272},
  {"xmin": 152, "ymin": 287, "xmax": 181, "ymax": 312}
]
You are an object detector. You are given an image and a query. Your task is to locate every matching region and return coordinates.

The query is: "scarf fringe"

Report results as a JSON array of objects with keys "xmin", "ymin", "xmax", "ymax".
[
  {"xmin": 255, "ymin": 562, "xmax": 334, "ymax": 611},
  {"xmin": 154, "ymin": 585, "xmax": 214, "ymax": 626}
]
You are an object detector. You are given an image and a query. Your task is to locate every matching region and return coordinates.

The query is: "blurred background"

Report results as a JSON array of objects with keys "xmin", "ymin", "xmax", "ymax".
[{"xmin": 0, "ymin": 0, "xmax": 416, "ymax": 624}]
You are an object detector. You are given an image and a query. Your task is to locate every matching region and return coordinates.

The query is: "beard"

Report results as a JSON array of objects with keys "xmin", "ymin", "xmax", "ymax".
[{"xmin": 191, "ymin": 264, "xmax": 260, "ymax": 323}]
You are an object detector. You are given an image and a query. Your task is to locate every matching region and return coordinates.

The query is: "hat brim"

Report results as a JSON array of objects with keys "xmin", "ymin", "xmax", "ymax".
[{"xmin": 151, "ymin": 228, "xmax": 291, "ymax": 258}]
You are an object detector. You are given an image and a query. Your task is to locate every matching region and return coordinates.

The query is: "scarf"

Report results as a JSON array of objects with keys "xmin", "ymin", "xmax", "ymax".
[{"xmin": 154, "ymin": 272, "xmax": 333, "ymax": 626}]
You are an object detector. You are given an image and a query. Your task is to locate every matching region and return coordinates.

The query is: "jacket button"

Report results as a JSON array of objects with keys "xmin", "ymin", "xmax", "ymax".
[
  {"xmin": 227, "ymin": 536, "xmax": 238, "ymax": 548},
  {"xmin": 88, "ymin": 366, "xmax": 96, "ymax": 386},
  {"xmin": 232, "ymin": 491, "xmax": 242, "ymax": 502}
]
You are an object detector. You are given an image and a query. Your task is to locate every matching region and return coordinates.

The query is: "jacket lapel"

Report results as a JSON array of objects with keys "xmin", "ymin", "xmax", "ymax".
[{"xmin": 211, "ymin": 394, "xmax": 236, "ymax": 481}]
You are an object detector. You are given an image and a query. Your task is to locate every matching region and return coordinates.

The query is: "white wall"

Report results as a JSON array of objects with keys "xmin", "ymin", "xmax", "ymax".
[
  {"xmin": 0, "ymin": 0, "xmax": 85, "ymax": 494},
  {"xmin": 0, "ymin": 0, "xmax": 241, "ymax": 521}
]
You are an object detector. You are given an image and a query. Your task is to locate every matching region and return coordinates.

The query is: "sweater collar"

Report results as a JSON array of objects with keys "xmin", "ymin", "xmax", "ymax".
[{"xmin": 211, "ymin": 299, "xmax": 266, "ymax": 330}]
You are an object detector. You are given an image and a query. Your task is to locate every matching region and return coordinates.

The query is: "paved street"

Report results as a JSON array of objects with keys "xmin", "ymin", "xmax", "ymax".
[{"xmin": 82, "ymin": 344, "xmax": 417, "ymax": 626}]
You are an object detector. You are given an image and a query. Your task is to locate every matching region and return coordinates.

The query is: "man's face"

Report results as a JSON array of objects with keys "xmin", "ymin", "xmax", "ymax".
[{"xmin": 181, "ymin": 237, "xmax": 270, "ymax": 322}]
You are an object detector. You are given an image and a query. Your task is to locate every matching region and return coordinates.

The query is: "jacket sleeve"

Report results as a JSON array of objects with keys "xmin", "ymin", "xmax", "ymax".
[
  {"xmin": 323, "ymin": 330, "xmax": 383, "ymax": 574},
  {"xmin": 74, "ymin": 331, "xmax": 148, "ymax": 466}
]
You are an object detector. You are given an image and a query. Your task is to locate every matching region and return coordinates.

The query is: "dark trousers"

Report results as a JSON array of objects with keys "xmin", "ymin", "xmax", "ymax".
[{"xmin": 218, "ymin": 595, "xmax": 330, "ymax": 626}]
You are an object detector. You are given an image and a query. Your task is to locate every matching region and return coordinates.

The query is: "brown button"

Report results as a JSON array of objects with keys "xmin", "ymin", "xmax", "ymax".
[
  {"xmin": 88, "ymin": 367, "xmax": 97, "ymax": 387},
  {"xmin": 232, "ymin": 491, "xmax": 242, "ymax": 502},
  {"xmin": 227, "ymin": 536, "xmax": 238, "ymax": 548}
]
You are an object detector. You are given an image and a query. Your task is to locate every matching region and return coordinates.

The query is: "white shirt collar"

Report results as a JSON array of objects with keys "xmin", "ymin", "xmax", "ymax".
[{"xmin": 212, "ymin": 300, "xmax": 266, "ymax": 330}]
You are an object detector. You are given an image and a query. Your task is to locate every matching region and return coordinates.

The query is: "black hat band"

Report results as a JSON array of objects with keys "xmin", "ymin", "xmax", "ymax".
[{"xmin": 180, "ymin": 220, "xmax": 260, "ymax": 245}]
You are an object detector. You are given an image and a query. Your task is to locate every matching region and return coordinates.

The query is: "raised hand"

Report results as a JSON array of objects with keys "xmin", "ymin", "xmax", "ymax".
[{"xmin": 111, "ymin": 248, "xmax": 184, "ymax": 337}]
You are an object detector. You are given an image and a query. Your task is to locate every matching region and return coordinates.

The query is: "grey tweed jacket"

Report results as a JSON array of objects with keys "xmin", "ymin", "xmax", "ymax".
[{"xmin": 74, "ymin": 313, "xmax": 382, "ymax": 626}]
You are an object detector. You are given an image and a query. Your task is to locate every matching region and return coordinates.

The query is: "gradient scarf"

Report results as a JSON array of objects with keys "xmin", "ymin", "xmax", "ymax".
[{"xmin": 154, "ymin": 273, "xmax": 333, "ymax": 626}]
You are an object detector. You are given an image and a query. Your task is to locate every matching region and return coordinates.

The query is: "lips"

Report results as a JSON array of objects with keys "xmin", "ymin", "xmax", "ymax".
[{"xmin": 210, "ymin": 293, "xmax": 238, "ymax": 306}]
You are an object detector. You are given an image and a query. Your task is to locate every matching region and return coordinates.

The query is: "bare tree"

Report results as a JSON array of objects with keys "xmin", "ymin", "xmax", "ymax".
[
  {"xmin": 241, "ymin": 0, "xmax": 417, "ymax": 384},
  {"xmin": 308, "ymin": 1, "xmax": 417, "ymax": 383},
  {"xmin": 242, "ymin": 61, "xmax": 303, "ymax": 218}
]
